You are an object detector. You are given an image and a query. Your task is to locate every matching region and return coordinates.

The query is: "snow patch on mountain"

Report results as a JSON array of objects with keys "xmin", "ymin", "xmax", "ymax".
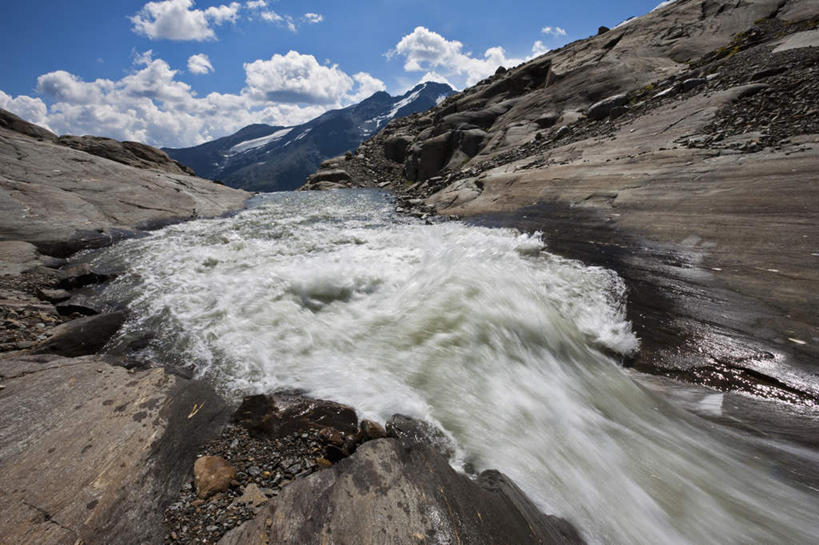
[{"xmin": 229, "ymin": 128, "xmax": 292, "ymax": 155}]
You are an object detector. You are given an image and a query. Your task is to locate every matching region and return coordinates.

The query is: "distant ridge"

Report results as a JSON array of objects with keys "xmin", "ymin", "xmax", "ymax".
[{"xmin": 164, "ymin": 82, "xmax": 455, "ymax": 192}]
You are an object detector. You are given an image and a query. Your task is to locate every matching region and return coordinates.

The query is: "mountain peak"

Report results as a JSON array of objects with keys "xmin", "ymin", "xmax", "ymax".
[{"xmin": 165, "ymin": 81, "xmax": 456, "ymax": 192}]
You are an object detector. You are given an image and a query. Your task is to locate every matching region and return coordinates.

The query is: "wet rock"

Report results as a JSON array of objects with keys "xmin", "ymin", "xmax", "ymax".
[
  {"xmin": 587, "ymin": 93, "xmax": 628, "ymax": 120},
  {"xmin": 386, "ymin": 414, "xmax": 455, "ymax": 458},
  {"xmin": 194, "ymin": 456, "xmax": 237, "ymax": 499},
  {"xmin": 360, "ymin": 419, "xmax": 387, "ymax": 441},
  {"xmin": 56, "ymin": 262, "xmax": 112, "ymax": 289},
  {"xmin": 232, "ymin": 393, "xmax": 358, "ymax": 439},
  {"xmin": 55, "ymin": 287, "xmax": 106, "ymax": 316},
  {"xmin": 31, "ymin": 311, "xmax": 126, "ymax": 357},
  {"xmin": 217, "ymin": 439, "xmax": 584, "ymax": 545},
  {"xmin": 35, "ymin": 287, "xmax": 71, "ymax": 303}
]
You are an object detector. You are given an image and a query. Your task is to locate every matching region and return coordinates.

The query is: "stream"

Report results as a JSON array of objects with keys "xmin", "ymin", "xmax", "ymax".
[{"xmin": 94, "ymin": 190, "xmax": 819, "ymax": 545}]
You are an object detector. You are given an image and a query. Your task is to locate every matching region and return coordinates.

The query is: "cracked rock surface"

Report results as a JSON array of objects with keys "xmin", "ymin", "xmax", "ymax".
[{"xmin": 0, "ymin": 354, "xmax": 229, "ymax": 545}]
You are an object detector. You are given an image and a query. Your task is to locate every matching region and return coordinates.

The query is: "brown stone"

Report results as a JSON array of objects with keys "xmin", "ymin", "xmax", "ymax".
[
  {"xmin": 359, "ymin": 419, "xmax": 386, "ymax": 441},
  {"xmin": 194, "ymin": 456, "xmax": 236, "ymax": 499}
]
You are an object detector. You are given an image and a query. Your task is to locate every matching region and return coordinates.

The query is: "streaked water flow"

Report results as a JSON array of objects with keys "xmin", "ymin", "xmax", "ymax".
[{"xmin": 95, "ymin": 190, "xmax": 818, "ymax": 545}]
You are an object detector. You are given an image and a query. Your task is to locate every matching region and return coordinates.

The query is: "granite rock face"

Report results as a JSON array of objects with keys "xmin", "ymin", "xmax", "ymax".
[
  {"xmin": 57, "ymin": 134, "xmax": 195, "ymax": 176},
  {"xmin": 0, "ymin": 354, "xmax": 229, "ymax": 545},
  {"xmin": 218, "ymin": 438, "xmax": 584, "ymax": 545},
  {"xmin": 0, "ymin": 109, "xmax": 249, "ymax": 258},
  {"xmin": 300, "ymin": 0, "xmax": 819, "ymax": 404}
]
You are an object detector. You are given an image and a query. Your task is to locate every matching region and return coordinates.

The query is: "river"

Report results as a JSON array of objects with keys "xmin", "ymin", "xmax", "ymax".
[{"xmin": 93, "ymin": 190, "xmax": 819, "ymax": 545}]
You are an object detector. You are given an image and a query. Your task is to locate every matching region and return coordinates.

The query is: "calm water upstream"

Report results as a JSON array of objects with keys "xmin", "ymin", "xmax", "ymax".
[{"xmin": 95, "ymin": 190, "xmax": 818, "ymax": 545}]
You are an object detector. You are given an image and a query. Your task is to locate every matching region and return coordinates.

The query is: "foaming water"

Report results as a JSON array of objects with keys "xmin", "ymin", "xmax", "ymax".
[{"xmin": 96, "ymin": 190, "xmax": 818, "ymax": 545}]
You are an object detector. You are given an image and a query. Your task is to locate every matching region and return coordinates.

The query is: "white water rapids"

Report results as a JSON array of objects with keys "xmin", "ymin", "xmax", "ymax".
[{"xmin": 95, "ymin": 190, "xmax": 818, "ymax": 544}]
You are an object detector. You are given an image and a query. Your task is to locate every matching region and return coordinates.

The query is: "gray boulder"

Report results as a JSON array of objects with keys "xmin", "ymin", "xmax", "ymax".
[
  {"xmin": 218, "ymin": 438, "xmax": 584, "ymax": 545},
  {"xmin": 383, "ymin": 134, "xmax": 413, "ymax": 163},
  {"xmin": 31, "ymin": 311, "xmax": 126, "ymax": 357},
  {"xmin": 587, "ymin": 93, "xmax": 629, "ymax": 120}
]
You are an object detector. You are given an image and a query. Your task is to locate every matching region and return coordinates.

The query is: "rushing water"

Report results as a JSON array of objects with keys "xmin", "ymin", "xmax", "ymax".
[{"xmin": 95, "ymin": 190, "xmax": 818, "ymax": 545}]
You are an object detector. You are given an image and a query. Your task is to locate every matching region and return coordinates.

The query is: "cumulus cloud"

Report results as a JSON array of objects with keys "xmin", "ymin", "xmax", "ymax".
[
  {"xmin": 130, "ymin": 0, "xmax": 240, "ymax": 41},
  {"xmin": 304, "ymin": 12, "xmax": 323, "ymax": 24},
  {"xmin": 187, "ymin": 53, "xmax": 214, "ymax": 74},
  {"xmin": 0, "ymin": 90, "xmax": 50, "ymax": 128},
  {"xmin": 2, "ymin": 50, "xmax": 385, "ymax": 148},
  {"xmin": 388, "ymin": 26, "xmax": 523, "ymax": 89},
  {"xmin": 244, "ymin": 51, "xmax": 372, "ymax": 104},
  {"xmin": 541, "ymin": 26, "xmax": 567, "ymax": 37},
  {"xmin": 245, "ymin": 0, "xmax": 265, "ymax": 8},
  {"xmin": 531, "ymin": 40, "xmax": 550, "ymax": 56},
  {"xmin": 349, "ymin": 72, "xmax": 387, "ymax": 102}
]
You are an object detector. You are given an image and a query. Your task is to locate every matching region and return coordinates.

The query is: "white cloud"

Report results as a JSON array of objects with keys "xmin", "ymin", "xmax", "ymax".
[
  {"xmin": 541, "ymin": 26, "xmax": 567, "ymax": 37},
  {"xmin": 244, "ymin": 51, "xmax": 375, "ymax": 104},
  {"xmin": 0, "ymin": 90, "xmax": 50, "ymax": 128},
  {"xmin": 130, "ymin": 0, "xmax": 240, "ymax": 41},
  {"xmin": 531, "ymin": 40, "xmax": 550, "ymax": 56},
  {"xmin": 187, "ymin": 53, "xmax": 214, "ymax": 74},
  {"xmin": 258, "ymin": 9, "xmax": 296, "ymax": 31},
  {"xmin": 4, "ymin": 50, "xmax": 385, "ymax": 148},
  {"xmin": 651, "ymin": 0, "xmax": 678, "ymax": 12},
  {"xmin": 204, "ymin": 2, "xmax": 240, "ymax": 24},
  {"xmin": 245, "ymin": 0, "xmax": 265, "ymax": 8},
  {"xmin": 349, "ymin": 72, "xmax": 387, "ymax": 102},
  {"xmin": 304, "ymin": 12, "xmax": 323, "ymax": 24},
  {"xmin": 388, "ymin": 26, "xmax": 523, "ymax": 89}
]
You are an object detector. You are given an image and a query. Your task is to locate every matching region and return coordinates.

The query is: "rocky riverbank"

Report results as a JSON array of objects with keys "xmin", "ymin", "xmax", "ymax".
[{"xmin": 301, "ymin": 0, "xmax": 819, "ymax": 405}]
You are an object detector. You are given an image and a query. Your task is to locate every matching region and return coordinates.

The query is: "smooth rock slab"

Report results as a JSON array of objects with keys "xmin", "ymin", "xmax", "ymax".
[
  {"xmin": 218, "ymin": 438, "xmax": 584, "ymax": 545},
  {"xmin": 0, "ymin": 354, "xmax": 229, "ymax": 545}
]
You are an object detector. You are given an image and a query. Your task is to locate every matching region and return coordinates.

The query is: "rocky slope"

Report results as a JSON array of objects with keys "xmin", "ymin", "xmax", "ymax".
[
  {"xmin": 0, "ymin": 110, "xmax": 249, "ymax": 258},
  {"xmin": 1, "ymin": 109, "xmax": 194, "ymax": 176},
  {"xmin": 302, "ymin": 0, "xmax": 819, "ymax": 404},
  {"xmin": 164, "ymin": 82, "xmax": 454, "ymax": 192}
]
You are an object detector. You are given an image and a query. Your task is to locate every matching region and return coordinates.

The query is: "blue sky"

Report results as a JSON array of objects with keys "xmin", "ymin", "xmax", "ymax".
[{"xmin": 0, "ymin": 0, "xmax": 667, "ymax": 147}]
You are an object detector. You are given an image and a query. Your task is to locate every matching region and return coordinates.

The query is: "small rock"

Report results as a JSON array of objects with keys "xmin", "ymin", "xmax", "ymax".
[
  {"xmin": 360, "ymin": 419, "xmax": 387, "ymax": 441},
  {"xmin": 193, "ymin": 456, "xmax": 236, "ymax": 499},
  {"xmin": 230, "ymin": 483, "xmax": 268, "ymax": 510},
  {"xmin": 681, "ymin": 78, "xmax": 707, "ymax": 92},
  {"xmin": 318, "ymin": 427, "xmax": 345, "ymax": 447}
]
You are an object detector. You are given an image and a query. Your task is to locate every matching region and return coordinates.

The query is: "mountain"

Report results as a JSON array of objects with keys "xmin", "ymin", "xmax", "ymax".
[
  {"xmin": 164, "ymin": 82, "xmax": 454, "ymax": 192},
  {"xmin": 302, "ymin": 0, "xmax": 819, "ymax": 403}
]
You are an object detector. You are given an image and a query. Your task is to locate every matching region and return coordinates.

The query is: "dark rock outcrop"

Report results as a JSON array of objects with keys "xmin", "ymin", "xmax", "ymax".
[
  {"xmin": 232, "ymin": 393, "xmax": 359, "ymax": 439},
  {"xmin": 218, "ymin": 438, "xmax": 584, "ymax": 545},
  {"xmin": 31, "ymin": 311, "xmax": 126, "ymax": 357}
]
